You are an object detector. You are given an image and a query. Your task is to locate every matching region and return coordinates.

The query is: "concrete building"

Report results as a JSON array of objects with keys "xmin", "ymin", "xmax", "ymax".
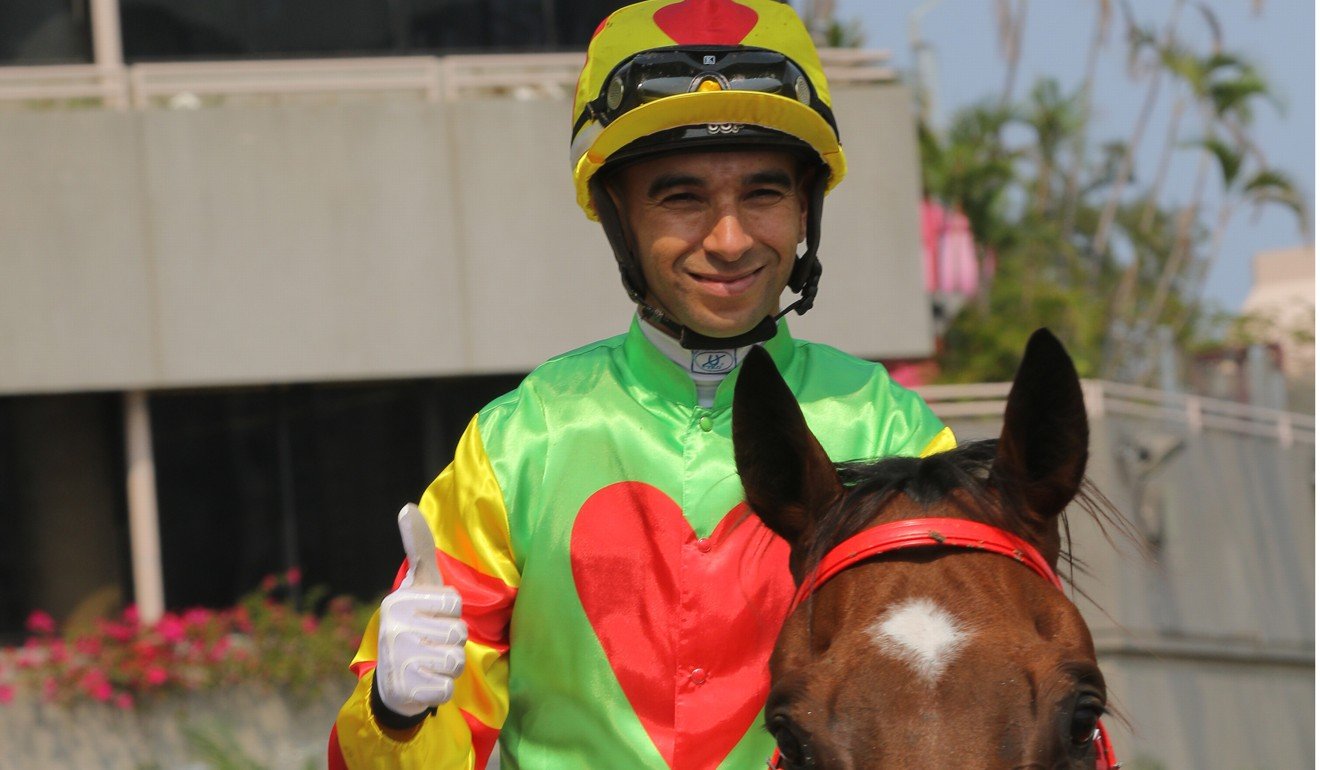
[
  {"xmin": 0, "ymin": 3, "xmax": 1312, "ymax": 769},
  {"xmin": 1242, "ymin": 245, "xmax": 1315, "ymax": 410}
]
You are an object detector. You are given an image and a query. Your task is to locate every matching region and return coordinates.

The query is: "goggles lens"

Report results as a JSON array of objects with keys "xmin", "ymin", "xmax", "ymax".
[{"xmin": 590, "ymin": 48, "xmax": 815, "ymax": 127}]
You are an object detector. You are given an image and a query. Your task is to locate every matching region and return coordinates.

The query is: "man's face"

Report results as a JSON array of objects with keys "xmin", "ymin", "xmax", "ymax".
[{"xmin": 613, "ymin": 149, "xmax": 809, "ymax": 341}]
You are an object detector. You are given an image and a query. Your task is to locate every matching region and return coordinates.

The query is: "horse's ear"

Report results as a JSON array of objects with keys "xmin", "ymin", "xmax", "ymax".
[
  {"xmin": 992, "ymin": 328, "xmax": 1089, "ymax": 524},
  {"xmin": 733, "ymin": 346, "xmax": 843, "ymax": 546}
]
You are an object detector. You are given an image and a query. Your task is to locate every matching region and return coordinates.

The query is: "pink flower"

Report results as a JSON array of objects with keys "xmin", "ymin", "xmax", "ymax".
[
  {"xmin": 157, "ymin": 614, "xmax": 186, "ymax": 644},
  {"xmin": 183, "ymin": 608, "xmax": 212, "ymax": 628},
  {"xmin": 122, "ymin": 605, "xmax": 140, "ymax": 626},
  {"xmin": 144, "ymin": 666, "xmax": 168, "ymax": 686},
  {"xmin": 132, "ymin": 640, "xmax": 160, "ymax": 663},
  {"xmin": 75, "ymin": 637, "xmax": 103, "ymax": 657},
  {"xmin": 113, "ymin": 692, "xmax": 133, "ymax": 710},
  {"xmin": 232, "ymin": 606, "xmax": 252, "ymax": 633},
  {"xmin": 25, "ymin": 610, "xmax": 56, "ymax": 635},
  {"xmin": 15, "ymin": 646, "xmax": 43, "ymax": 668},
  {"xmin": 80, "ymin": 669, "xmax": 113, "ymax": 701},
  {"xmin": 301, "ymin": 617, "xmax": 318, "ymax": 634},
  {"xmin": 285, "ymin": 567, "xmax": 302, "ymax": 586},
  {"xmin": 0, "ymin": 684, "xmax": 14, "ymax": 704},
  {"xmin": 208, "ymin": 637, "xmax": 231, "ymax": 663}
]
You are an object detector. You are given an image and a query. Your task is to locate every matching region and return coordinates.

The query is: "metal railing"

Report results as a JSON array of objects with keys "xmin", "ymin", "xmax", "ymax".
[
  {"xmin": 0, "ymin": 49, "xmax": 895, "ymax": 109},
  {"xmin": 918, "ymin": 379, "xmax": 1315, "ymax": 447}
]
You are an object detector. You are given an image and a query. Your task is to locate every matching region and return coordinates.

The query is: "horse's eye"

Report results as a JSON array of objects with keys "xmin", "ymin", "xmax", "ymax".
[
  {"xmin": 1068, "ymin": 694, "xmax": 1105, "ymax": 746},
  {"xmin": 770, "ymin": 715, "xmax": 814, "ymax": 769}
]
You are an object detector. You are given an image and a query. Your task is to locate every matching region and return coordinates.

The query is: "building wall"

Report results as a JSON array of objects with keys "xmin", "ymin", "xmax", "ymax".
[
  {"xmin": 943, "ymin": 403, "xmax": 1315, "ymax": 770},
  {"xmin": 0, "ymin": 83, "xmax": 932, "ymax": 396}
]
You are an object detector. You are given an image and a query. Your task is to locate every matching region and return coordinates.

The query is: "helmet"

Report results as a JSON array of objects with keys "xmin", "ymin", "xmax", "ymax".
[{"xmin": 571, "ymin": 0, "xmax": 848, "ymax": 348}]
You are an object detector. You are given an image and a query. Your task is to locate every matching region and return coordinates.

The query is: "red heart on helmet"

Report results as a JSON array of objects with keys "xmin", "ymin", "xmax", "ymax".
[
  {"xmin": 654, "ymin": 0, "xmax": 760, "ymax": 46},
  {"xmin": 571, "ymin": 481, "xmax": 792, "ymax": 769}
]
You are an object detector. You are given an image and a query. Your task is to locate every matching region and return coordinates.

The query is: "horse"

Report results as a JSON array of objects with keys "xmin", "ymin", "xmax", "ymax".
[{"xmin": 732, "ymin": 329, "xmax": 1120, "ymax": 769}]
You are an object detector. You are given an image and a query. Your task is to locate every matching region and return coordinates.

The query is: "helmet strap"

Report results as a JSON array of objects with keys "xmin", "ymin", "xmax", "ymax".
[
  {"xmin": 785, "ymin": 168, "xmax": 828, "ymax": 313},
  {"xmin": 589, "ymin": 176, "xmax": 648, "ymax": 305}
]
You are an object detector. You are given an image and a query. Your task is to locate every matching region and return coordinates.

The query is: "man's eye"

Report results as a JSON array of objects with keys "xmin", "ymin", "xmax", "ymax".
[{"xmin": 661, "ymin": 192, "xmax": 700, "ymax": 205}]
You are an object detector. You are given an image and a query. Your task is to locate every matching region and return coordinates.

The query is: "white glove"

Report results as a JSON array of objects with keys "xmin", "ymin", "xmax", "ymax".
[{"xmin": 375, "ymin": 503, "xmax": 468, "ymax": 718}]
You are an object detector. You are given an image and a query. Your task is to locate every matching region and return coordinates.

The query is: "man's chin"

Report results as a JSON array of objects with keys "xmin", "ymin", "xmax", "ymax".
[{"xmin": 679, "ymin": 315, "xmax": 772, "ymax": 344}]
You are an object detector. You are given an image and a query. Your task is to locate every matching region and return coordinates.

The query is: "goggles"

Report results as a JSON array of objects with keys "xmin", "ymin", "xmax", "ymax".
[{"xmin": 578, "ymin": 47, "xmax": 830, "ymax": 135}]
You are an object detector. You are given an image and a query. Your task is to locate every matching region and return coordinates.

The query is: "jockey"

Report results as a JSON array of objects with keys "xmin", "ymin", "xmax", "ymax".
[{"xmin": 330, "ymin": 1, "xmax": 954, "ymax": 768}]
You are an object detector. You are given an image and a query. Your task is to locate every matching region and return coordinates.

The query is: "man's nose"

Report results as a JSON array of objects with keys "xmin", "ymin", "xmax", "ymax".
[{"xmin": 703, "ymin": 212, "xmax": 755, "ymax": 262}]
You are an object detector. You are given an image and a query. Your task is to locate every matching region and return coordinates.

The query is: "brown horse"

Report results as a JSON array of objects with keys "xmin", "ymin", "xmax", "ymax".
[{"xmin": 732, "ymin": 329, "xmax": 1119, "ymax": 770}]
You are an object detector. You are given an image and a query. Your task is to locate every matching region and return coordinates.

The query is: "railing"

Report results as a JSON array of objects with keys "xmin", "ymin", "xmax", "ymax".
[
  {"xmin": 918, "ymin": 379, "xmax": 1315, "ymax": 447},
  {"xmin": 0, "ymin": 64, "xmax": 127, "ymax": 107},
  {"xmin": 0, "ymin": 49, "xmax": 895, "ymax": 109},
  {"xmin": 128, "ymin": 56, "xmax": 445, "ymax": 108}
]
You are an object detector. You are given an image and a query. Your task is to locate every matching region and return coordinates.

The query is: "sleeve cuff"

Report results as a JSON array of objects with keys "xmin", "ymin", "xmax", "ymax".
[{"xmin": 369, "ymin": 673, "xmax": 437, "ymax": 732}]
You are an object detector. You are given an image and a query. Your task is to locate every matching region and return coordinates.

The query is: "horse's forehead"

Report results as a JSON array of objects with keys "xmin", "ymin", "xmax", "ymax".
[{"xmin": 865, "ymin": 597, "xmax": 969, "ymax": 684}]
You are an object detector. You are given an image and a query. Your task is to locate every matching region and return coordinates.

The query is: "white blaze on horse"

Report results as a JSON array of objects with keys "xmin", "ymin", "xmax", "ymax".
[{"xmin": 733, "ymin": 329, "xmax": 1121, "ymax": 770}]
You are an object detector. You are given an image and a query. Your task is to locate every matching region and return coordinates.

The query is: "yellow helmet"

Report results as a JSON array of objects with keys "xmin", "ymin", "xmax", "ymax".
[
  {"xmin": 571, "ymin": 0, "xmax": 847, "ymax": 221},
  {"xmin": 571, "ymin": 0, "xmax": 847, "ymax": 348}
]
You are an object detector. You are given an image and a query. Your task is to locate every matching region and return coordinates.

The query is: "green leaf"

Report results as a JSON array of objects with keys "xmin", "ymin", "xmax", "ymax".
[{"xmin": 1193, "ymin": 137, "xmax": 1244, "ymax": 188}]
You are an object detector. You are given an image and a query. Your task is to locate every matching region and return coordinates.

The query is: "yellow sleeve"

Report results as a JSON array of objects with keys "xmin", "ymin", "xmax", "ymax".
[
  {"xmin": 919, "ymin": 426, "xmax": 957, "ymax": 457},
  {"xmin": 332, "ymin": 415, "xmax": 517, "ymax": 769}
]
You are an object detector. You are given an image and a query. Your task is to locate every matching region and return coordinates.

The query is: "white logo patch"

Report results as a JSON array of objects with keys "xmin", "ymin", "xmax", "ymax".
[
  {"xmin": 691, "ymin": 350, "xmax": 738, "ymax": 374},
  {"xmin": 867, "ymin": 598, "xmax": 969, "ymax": 684}
]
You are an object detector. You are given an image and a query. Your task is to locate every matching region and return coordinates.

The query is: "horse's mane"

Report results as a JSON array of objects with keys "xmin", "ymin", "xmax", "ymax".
[{"xmin": 802, "ymin": 438, "xmax": 1124, "ymax": 587}]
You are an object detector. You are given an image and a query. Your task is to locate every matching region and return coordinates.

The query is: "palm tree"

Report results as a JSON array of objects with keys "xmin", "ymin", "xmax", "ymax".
[
  {"xmin": 1060, "ymin": 0, "xmax": 1113, "ymax": 235},
  {"xmin": 994, "ymin": 0, "xmax": 1030, "ymax": 107},
  {"xmin": 1089, "ymin": 0, "xmax": 1187, "ymax": 263}
]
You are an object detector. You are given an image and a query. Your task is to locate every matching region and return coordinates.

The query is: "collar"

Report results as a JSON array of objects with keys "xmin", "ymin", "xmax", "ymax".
[
  {"xmin": 639, "ymin": 319, "xmax": 750, "ymax": 380},
  {"xmin": 621, "ymin": 315, "xmax": 796, "ymax": 409}
]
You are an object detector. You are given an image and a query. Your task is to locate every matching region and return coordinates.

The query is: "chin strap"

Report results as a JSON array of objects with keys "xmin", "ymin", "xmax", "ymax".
[{"xmin": 592, "ymin": 170, "xmax": 828, "ymax": 351}]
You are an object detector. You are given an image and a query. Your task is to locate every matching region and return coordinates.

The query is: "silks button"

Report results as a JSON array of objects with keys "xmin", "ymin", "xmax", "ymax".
[
  {"xmin": 690, "ymin": 667, "xmax": 708, "ymax": 685},
  {"xmin": 695, "ymin": 537, "xmax": 712, "ymax": 553},
  {"xmin": 698, "ymin": 415, "xmax": 714, "ymax": 432}
]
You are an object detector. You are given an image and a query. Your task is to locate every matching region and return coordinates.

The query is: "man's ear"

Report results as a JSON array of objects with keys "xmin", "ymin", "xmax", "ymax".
[{"xmin": 733, "ymin": 346, "xmax": 843, "ymax": 547}]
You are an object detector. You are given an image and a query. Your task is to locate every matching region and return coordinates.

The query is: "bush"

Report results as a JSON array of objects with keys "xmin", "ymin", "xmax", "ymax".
[{"xmin": 0, "ymin": 572, "xmax": 373, "ymax": 710}]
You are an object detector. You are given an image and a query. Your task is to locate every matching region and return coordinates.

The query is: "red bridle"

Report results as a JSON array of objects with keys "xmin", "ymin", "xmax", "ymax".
[{"xmin": 769, "ymin": 517, "xmax": 1119, "ymax": 770}]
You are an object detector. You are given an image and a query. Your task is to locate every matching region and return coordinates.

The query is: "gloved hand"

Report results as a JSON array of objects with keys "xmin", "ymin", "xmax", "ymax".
[{"xmin": 374, "ymin": 503, "xmax": 468, "ymax": 720}]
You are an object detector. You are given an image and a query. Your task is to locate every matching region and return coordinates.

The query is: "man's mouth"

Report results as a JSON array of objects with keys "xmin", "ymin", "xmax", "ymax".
[{"xmin": 689, "ymin": 267, "xmax": 763, "ymax": 296}]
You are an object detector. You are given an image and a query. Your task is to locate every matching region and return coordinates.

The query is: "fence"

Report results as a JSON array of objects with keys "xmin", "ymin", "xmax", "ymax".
[
  {"xmin": 921, "ymin": 378, "xmax": 1314, "ymax": 770},
  {"xmin": 919, "ymin": 378, "xmax": 1314, "ymax": 446},
  {"xmin": 0, "ymin": 49, "xmax": 895, "ymax": 109}
]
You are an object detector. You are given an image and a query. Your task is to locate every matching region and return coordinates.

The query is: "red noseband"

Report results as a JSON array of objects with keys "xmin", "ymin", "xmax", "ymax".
[{"xmin": 769, "ymin": 517, "xmax": 1120, "ymax": 770}]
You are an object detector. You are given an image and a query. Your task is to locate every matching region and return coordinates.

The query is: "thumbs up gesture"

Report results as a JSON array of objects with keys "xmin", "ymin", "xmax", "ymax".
[{"xmin": 374, "ymin": 504, "xmax": 468, "ymax": 718}]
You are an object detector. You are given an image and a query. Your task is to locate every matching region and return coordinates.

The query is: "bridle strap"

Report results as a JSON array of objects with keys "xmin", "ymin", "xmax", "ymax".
[
  {"xmin": 770, "ymin": 517, "xmax": 1120, "ymax": 770},
  {"xmin": 789, "ymin": 517, "xmax": 1061, "ymax": 613}
]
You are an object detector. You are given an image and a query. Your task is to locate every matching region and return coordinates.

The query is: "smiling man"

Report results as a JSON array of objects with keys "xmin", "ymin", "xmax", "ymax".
[
  {"xmin": 330, "ymin": 2, "xmax": 954, "ymax": 769},
  {"xmin": 614, "ymin": 150, "xmax": 806, "ymax": 343}
]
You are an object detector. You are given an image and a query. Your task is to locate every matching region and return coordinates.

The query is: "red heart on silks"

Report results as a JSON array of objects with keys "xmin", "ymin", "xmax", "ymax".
[
  {"xmin": 653, "ymin": 0, "xmax": 760, "ymax": 46},
  {"xmin": 571, "ymin": 481, "xmax": 793, "ymax": 769}
]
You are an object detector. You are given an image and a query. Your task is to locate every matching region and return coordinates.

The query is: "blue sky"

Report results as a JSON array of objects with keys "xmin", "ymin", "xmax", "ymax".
[{"xmin": 832, "ymin": 0, "xmax": 1315, "ymax": 314}]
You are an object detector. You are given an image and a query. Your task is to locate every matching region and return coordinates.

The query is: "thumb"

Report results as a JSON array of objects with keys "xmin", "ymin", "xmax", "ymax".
[{"xmin": 398, "ymin": 503, "xmax": 445, "ymax": 589}]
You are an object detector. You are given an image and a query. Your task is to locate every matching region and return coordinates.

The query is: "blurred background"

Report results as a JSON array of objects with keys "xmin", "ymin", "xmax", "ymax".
[{"xmin": 0, "ymin": 1, "xmax": 1312, "ymax": 768}]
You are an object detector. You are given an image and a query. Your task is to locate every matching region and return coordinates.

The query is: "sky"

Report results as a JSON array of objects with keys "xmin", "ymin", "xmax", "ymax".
[{"xmin": 831, "ymin": 0, "xmax": 1315, "ymax": 314}]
